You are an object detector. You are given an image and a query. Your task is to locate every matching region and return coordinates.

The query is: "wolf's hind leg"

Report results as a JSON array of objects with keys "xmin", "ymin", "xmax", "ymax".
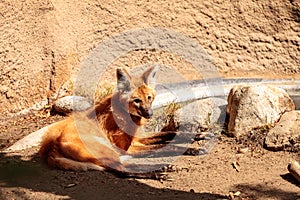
[
  {"xmin": 52, "ymin": 157, "xmax": 105, "ymax": 171},
  {"xmin": 57, "ymin": 139, "xmax": 124, "ymax": 171}
]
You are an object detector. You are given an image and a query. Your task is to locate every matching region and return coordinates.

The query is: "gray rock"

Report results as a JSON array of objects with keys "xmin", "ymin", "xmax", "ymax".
[
  {"xmin": 53, "ymin": 96, "xmax": 92, "ymax": 114},
  {"xmin": 265, "ymin": 110, "xmax": 300, "ymax": 151},
  {"xmin": 226, "ymin": 85, "xmax": 295, "ymax": 137},
  {"xmin": 174, "ymin": 97, "xmax": 227, "ymax": 130}
]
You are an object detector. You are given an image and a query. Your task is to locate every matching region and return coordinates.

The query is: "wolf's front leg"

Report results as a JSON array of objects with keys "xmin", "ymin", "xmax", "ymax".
[
  {"xmin": 126, "ymin": 131, "xmax": 176, "ymax": 154},
  {"xmin": 137, "ymin": 131, "xmax": 178, "ymax": 144},
  {"xmin": 127, "ymin": 130, "xmax": 197, "ymax": 156}
]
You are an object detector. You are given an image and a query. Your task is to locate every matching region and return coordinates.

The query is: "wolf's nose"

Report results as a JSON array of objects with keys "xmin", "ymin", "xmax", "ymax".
[{"xmin": 142, "ymin": 108, "xmax": 153, "ymax": 119}]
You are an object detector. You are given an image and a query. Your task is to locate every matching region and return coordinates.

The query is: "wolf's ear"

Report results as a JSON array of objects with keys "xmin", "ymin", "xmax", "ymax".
[
  {"xmin": 142, "ymin": 65, "xmax": 159, "ymax": 88},
  {"xmin": 116, "ymin": 67, "xmax": 131, "ymax": 92}
]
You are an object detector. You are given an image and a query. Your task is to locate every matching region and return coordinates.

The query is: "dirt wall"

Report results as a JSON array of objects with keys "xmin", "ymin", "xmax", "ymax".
[{"xmin": 1, "ymin": 0, "xmax": 299, "ymax": 117}]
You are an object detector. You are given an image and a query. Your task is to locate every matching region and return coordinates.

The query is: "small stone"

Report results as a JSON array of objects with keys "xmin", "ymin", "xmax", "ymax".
[
  {"xmin": 237, "ymin": 147, "xmax": 248, "ymax": 154},
  {"xmin": 234, "ymin": 191, "xmax": 241, "ymax": 196},
  {"xmin": 232, "ymin": 161, "xmax": 240, "ymax": 172},
  {"xmin": 65, "ymin": 183, "xmax": 77, "ymax": 188},
  {"xmin": 288, "ymin": 161, "xmax": 300, "ymax": 183},
  {"xmin": 229, "ymin": 192, "xmax": 235, "ymax": 199}
]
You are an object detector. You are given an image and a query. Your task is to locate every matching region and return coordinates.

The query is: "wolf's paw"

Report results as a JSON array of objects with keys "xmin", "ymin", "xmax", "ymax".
[
  {"xmin": 152, "ymin": 171, "xmax": 170, "ymax": 181},
  {"xmin": 160, "ymin": 164, "xmax": 177, "ymax": 172},
  {"xmin": 116, "ymin": 169, "xmax": 171, "ymax": 181}
]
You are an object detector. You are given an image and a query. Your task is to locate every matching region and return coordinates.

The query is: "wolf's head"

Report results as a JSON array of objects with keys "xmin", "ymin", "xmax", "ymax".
[{"xmin": 115, "ymin": 66, "xmax": 158, "ymax": 119}]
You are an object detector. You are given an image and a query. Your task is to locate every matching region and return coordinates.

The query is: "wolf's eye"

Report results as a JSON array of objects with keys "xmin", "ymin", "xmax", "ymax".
[
  {"xmin": 147, "ymin": 95, "xmax": 152, "ymax": 101},
  {"xmin": 133, "ymin": 98, "xmax": 142, "ymax": 104}
]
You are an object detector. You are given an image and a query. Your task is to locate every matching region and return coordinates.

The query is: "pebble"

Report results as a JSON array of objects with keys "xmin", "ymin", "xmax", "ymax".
[
  {"xmin": 237, "ymin": 147, "xmax": 248, "ymax": 154},
  {"xmin": 288, "ymin": 161, "xmax": 300, "ymax": 183}
]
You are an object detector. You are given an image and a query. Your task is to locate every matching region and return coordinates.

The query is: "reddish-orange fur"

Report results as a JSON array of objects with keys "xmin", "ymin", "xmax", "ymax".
[{"xmin": 39, "ymin": 66, "xmax": 175, "ymax": 177}]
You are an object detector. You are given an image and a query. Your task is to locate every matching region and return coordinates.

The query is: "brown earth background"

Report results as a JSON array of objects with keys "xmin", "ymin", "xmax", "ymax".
[
  {"xmin": 1, "ymin": 1, "xmax": 300, "ymax": 199},
  {"xmin": 1, "ymin": 0, "xmax": 300, "ymax": 118}
]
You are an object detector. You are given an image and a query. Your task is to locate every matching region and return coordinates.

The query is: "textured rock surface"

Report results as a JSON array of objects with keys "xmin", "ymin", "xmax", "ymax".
[
  {"xmin": 265, "ymin": 110, "xmax": 300, "ymax": 151},
  {"xmin": 53, "ymin": 96, "xmax": 92, "ymax": 114},
  {"xmin": 226, "ymin": 85, "xmax": 295, "ymax": 137},
  {"xmin": 174, "ymin": 97, "xmax": 227, "ymax": 130}
]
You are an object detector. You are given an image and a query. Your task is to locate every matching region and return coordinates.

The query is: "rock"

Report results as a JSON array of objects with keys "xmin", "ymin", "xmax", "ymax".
[
  {"xmin": 226, "ymin": 85, "xmax": 295, "ymax": 137},
  {"xmin": 174, "ymin": 97, "xmax": 227, "ymax": 131},
  {"xmin": 53, "ymin": 96, "xmax": 92, "ymax": 114},
  {"xmin": 265, "ymin": 110, "xmax": 300, "ymax": 151},
  {"xmin": 237, "ymin": 147, "xmax": 249, "ymax": 154},
  {"xmin": 288, "ymin": 161, "xmax": 300, "ymax": 183}
]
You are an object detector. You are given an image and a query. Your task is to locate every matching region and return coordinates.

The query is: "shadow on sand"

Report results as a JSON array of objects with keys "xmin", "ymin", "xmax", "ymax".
[
  {"xmin": 0, "ymin": 153, "xmax": 227, "ymax": 200},
  {"xmin": 232, "ymin": 182, "xmax": 300, "ymax": 200}
]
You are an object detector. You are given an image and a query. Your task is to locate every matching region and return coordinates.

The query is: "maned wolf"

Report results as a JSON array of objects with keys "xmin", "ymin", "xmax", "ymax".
[{"xmin": 39, "ymin": 66, "xmax": 176, "ymax": 179}]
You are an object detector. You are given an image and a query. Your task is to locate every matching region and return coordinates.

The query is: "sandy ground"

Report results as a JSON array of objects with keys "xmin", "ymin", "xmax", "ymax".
[{"xmin": 0, "ymin": 112, "xmax": 299, "ymax": 200}]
